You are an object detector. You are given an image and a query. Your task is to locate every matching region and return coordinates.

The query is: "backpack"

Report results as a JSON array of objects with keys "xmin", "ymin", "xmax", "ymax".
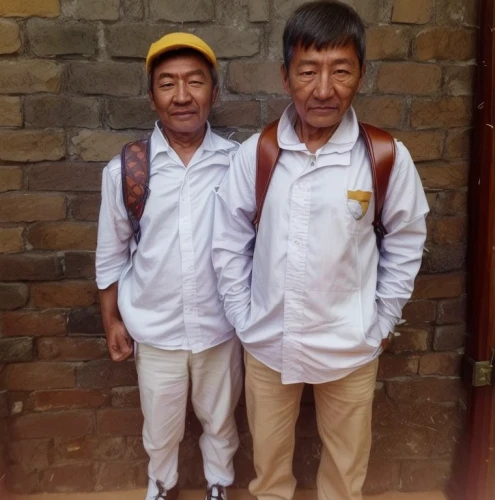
[
  {"xmin": 121, "ymin": 139, "xmax": 150, "ymax": 244},
  {"xmin": 253, "ymin": 120, "xmax": 396, "ymax": 248}
]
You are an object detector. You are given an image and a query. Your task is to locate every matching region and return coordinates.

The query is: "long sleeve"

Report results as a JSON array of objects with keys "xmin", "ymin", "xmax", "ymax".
[
  {"xmin": 212, "ymin": 136, "xmax": 258, "ymax": 331},
  {"xmin": 376, "ymin": 142, "xmax": 429, "ymax": 336},
  {"xmin": 95, "ymin": 159, "xmax": 133, "ymax": 290}
]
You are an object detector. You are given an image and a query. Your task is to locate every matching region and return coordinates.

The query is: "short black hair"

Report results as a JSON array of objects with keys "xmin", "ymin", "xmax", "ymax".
[
  {"xmin": 283, "ymin": 0, "xmax": 366, "ymax": 70},
  {"xmin": 148, "ymin": 47, "xmax": 218, "ymax": 93}
]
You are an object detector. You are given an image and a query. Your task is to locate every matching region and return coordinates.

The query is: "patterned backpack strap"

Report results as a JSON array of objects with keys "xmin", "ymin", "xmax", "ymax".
[{"xmin": 121, "ymin": 139, "xmax": 151, "ymax": 244}]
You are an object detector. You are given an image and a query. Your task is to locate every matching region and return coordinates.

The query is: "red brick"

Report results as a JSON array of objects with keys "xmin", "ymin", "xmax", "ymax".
[
  {"xmin": 40, "ymin": 464, "xmax": 95, "ymax": 493},
  {"xmin": 0, "ymin": 283, "xmax": 29, "ymax": 310},
  {"xmin": 29, "ymin": 389, "xmax": 111, "ymax": 411},
  {"xmin": 391, "ymin": 0, "xmax": 434, "ymax": 24},
  {"xmin": 96, "ymin": 460, "xmax": 146, "ymax": 490},
  {"xmin": 6, "ymin": 464, "xmax": 40, "ymax": 494},
  {"xmin": 432, "ymin": 190, "xmax": 468, "ymax": 216},
  {"xmin": 28, "ymin": 222, "xmax": 97, "ymax": 251},
  {"xmin": 413, "ymin": 28, "xmax": 476, "ymax": 61},
  {"xmin": 112, "ymin": 387, "xmax": 141, "ymax": 408},
  {"xmin": 0, "ymin": 226, "xmax": 24, "ymax": 253},
  {"xmin": 97, "ymin": 408, "xmax": 143, "ymax": 436},
  {"xmin": 401, "ymin": 300, "xmax": 436, "ymax": 324},
  {"xmin": 421, "ymin": 243, "xmax": 466, "ymax": 273},
  {"xmin": 444, "ymin": 128, "xmax": 472, "ymax": 159},
  {"xmin": 28, "ymin": 163, "xmax": 104, "ymax": 192},
  {"xmin": 2, "ymin": 310, "xmax": 66, "ymax": 337},
  {"xmin": 228, "ymin": 61, "xmax": 285, "ymax": 94},
  {"xmin": 419, "ymin": 352, "xmax": 463, "ymax": 376},
  {"xmin": 434, "ymin": 324, "xmax": 466, "ymax": 351},
  {"xmin": 393, "ymin": 131, "xmax": 445, "ymax": 162},
  {"xmin": 437, "ymin": 295, "xmax": 467, "ymax": 324},
  {"xmin": 1, "ymin": 362, "xmax": 75, "ymax": 391},
  {"xmin": 363, "ymin": 460, "xmax": 400, "ymax": 494},
  {"xmin": 0, "ymin": 253, "xmax": 63, "ymax": 281},
  {"xmin": 51, "ymin": 436, "xmax": 125, "ymax": 463},
  {"xmin": 37, "ymin": 337, "xmax": 108, "ymax": 361},
  {"xmin": 436, "ymin": 0, "xmax": 479, "ymax": 26},
  {"xmin": 32, "ymin": 281, "xmax": 98, "ymax": 308},
  {"xmin": 211, "ymin": 101, "xmax": 261, "ymax": 128},
  {"xmin": 9, "ymin": 411, "xmax": 94, "ymax": 439},
  {"xmin": 354, "ymin": 96, "xmax": 404, "ymax": 129},
  {"xmin": 444, "ymin": 65, "xmax": 475, "ymax": 96},
  {"xmin": 0, "ymin": 129, "xmax": 65, "ymax": 162},
  {"xmin": 68, "ymin": 194, "xmax": 101, "ymax": 221},
  {"xmin": 400, "ymin": 460, "xmax": 452, "ymax": 491},
  {"xmin": 65, "ymin": 252, "xmax": 96, "ymax": 279},
  {"xmin": 8, "ymin": 439, "xmax": 51, "ymax": 468},
  {"xmin": 77, "ymin": 360, "xmax": 137, "ymax": 389},
  {"xmin": 410, "ymin": 97, "xmax": 472, "ymax": 129},
  {"xmin": 68, "ymin": 307, "xmax": 103, "ymax": 335},
  {"xmin": 377, "ymin": 354, "xmax": 419, "ymax": 379},
  {"xmin": 427, "ymin": 217, "xmax": 468, "ymax": 245},
  {"xmin": 388, "ymin": 326, "xmax": 431, "ymax": 354},
  {"xmin": 0, "ymin": 193, "xmax": 66, "ymax": 223},
  {"xmin": 366, "ymin": 26, "xmax": 410, "ymax": 60},
  {"xmin": 0, "ymin": 390, "xmax": 9, "ymax": 418},
  {"xmin": 0, "ymin": 337, "xmax": 34, "ymax": 362},
  {"xmin": 0, "ymin": 0, "xmax": 61, "ymax": 18},
  {"xmin": 413, "ymin": 273, "xmax": 466, "ymax": 300},
  {"xmin": 0, "ymin": 165, "xmax": 23, "ymax": 192},
  {"xmin": 386, "ymin": 378, "xmax": 465, "ymax": 403},
  {"xmin": 265, "ymin": 98, "xmax": 291, "ymax": 124},
  {"xmin": 124, "ymin": 436, "xmax": 147, "ymax": 460},
  {"xmin": 376, "ymin": 63, "xmax": 442, "ymax": 95},
  {"xmin": 372, "ymin": 398, "xmax": 464, "ymax": 459}
]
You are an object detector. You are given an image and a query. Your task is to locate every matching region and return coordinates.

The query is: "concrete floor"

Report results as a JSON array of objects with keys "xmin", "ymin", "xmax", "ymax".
[{"xmin": 3, "ymin": 489, "xmax": 447, "ymax": 500}]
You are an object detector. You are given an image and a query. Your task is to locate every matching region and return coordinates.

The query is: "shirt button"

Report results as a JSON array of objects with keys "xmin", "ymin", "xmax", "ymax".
[
  {"xmin": 293, "ymin": 239, "xmax": 300, "ymax": 246},
  {"xmin": 311, "ymin": 162, "xmax": 315, "ymax": 166}
]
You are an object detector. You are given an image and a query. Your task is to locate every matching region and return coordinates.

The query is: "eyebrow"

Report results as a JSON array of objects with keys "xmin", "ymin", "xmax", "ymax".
[
  {"xmin": 157, "ymin": 69, "xmax": 208, "ymax": 80},
  {"xmin": 297, "ymin": 57, "xmax": 355, "ymax": 66}
]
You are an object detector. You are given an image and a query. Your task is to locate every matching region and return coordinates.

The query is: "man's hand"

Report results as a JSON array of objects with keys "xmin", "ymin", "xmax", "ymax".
[{"xmin": 105, "ymin": 320, "xmax": 133, "ymax": 362}]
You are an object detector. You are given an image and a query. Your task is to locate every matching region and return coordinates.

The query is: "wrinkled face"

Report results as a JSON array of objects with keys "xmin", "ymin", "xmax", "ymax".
[
  {"xmin": 282, "ymin": 43, "xmax": 365, "ymax": 132},
  {"xmin": 149, "ymin": 52, "xmax": 218, "ymax": 135}
]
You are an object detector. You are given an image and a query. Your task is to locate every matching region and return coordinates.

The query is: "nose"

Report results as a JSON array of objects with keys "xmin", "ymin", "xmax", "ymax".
[
  {"xmin": 173, "ymin": 81, "xmax": 192, "ymax": 104},
  {"xmin": 313, "ymin": 72, "xmax": 335, "ymax": 101}
]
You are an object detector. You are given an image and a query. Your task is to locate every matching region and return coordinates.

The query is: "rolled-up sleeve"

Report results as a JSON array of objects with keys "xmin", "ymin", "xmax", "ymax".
[
  {"xmin": 95, "ymin": 159, "xmax": 132, "ymax": 289},
  {"xmin": 376, "ymin": 142, "xmax": 429, "ymax": 336},
  {"xmin": 212, "ymin": 136, "xmax": 258, "ymax": 331}
]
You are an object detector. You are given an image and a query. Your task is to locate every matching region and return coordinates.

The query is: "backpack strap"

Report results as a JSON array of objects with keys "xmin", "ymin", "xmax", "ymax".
[
  {"xmin": 121, "ymin": 139, "xmax": 151, "ymax": 245},
  {"xmin": 358, "ymin": 123, "xmax": 396, "ymax": 248},
  {"xmin": 253, "ymin": 119, "xmax": 281, "ymax": 227}
]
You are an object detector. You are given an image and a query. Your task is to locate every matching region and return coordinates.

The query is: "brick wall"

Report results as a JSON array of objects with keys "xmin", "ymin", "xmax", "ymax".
[{"xmin": 0, "ymin": 0, "xmax": 476, "ymax": 494}]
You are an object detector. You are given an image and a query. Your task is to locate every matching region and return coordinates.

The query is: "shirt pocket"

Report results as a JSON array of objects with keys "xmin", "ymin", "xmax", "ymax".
[{"xmin": 346, "ymin": 190, "xmax": 372, "ymax": 220}]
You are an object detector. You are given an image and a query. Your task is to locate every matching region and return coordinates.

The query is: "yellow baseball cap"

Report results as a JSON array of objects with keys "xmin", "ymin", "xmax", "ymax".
[{"xmin": 146, "ymin": 32, "xmax": 218, "ymax": 74}]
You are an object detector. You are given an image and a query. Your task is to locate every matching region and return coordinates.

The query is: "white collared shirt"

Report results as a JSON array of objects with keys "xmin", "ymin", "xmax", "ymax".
[
  {"xmin": 212, "ymin": 105, "xmax": 429, "ymax": 384},
  {"xmin": 96, "ymin": 122, "xmax": 238, "ymax": 352}
]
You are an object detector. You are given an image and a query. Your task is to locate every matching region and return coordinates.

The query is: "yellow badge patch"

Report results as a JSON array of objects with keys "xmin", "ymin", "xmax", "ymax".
[{"xmin": 347, "ymin": 190, "xmax": 372, "ymax": 220}]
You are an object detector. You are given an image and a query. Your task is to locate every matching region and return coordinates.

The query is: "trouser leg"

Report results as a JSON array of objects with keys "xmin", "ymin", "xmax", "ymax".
[
  {"xmin": 313, "ymin": 358, "xmax": 378, "ymax": 500},
  {"xmin": 244, "ymin": 352, "xmax": 304, "ymax": 500},
  {"xmin": 135, "ymin": 344, "xmax": 190, "ymax": 500},
  {"xmin": 190, "ymin": 337, "xmax": 243, "ymax": 487}
]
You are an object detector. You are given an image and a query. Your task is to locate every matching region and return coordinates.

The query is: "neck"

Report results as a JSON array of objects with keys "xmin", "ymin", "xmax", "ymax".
[
  {"xmin": 162, "ymin": 123, "xmax": 207, "ymax": 166},
  {"xmin": 295, "ymin": 117, "xmax": 340, "ymax": 154}
]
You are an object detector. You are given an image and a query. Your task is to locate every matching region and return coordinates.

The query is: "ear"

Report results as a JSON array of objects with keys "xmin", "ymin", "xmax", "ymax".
[
  {"xmin": 357, "ymin": 62, "xmax": 367, "ymax": 93},
  {"xmin": 212, "ymin": 85, "xmax": 219, "ymax": 105},
  {"xmin": 281, "ymin": 64, "xmax": 290, "ymax": 94},
  {"xmin": 148, "ymin": 90, "xmax": 156, "ymax": 111}
]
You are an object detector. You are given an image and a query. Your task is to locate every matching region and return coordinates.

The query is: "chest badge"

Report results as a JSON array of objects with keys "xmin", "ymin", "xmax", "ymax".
[{"xmin": 347, "ymin": 190, "xmax": 372, "ymax": 220}]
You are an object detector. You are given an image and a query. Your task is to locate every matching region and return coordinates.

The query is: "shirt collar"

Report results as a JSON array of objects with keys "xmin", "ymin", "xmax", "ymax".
[
  {"xmin": 277, "ymin": 103, "xmax": 360, "ymax": 155},
  {"xmin": 149, "ymin": 121, "xmax": 237, "ymax": 163}
]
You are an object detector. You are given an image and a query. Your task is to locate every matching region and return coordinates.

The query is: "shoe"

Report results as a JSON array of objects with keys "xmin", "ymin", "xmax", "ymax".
[
  {"xmin": 205, "ymin": 484, "xmax": 227, "ymax": 500},
  {"xmin": 154, "ymin": 481, "xmax": 179, "ymax": 500}
]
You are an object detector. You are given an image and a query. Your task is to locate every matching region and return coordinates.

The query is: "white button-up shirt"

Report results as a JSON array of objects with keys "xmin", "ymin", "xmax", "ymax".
[
  {"xmin": 212, "ymin": 105, "xmax": 428, "ymax": 384},
  {"xmin": 96, "ymin": 122, "xmax": 238, "ymax": 353}
]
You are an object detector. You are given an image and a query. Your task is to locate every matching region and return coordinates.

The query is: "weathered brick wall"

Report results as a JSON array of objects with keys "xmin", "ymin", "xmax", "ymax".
[{"xmin": 0, "ymin": 0, "xmax": 476, "ymax": 494}]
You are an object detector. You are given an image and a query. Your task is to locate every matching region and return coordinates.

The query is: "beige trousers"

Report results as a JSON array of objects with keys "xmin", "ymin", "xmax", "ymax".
[{"xmin": 244, "ymin": 352, "xmax": 378, "ymax": 500}]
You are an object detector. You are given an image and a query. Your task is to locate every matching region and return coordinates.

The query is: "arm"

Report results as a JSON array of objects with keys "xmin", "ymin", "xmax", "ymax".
[
  {"xmin": 212, "ymin": 137, "xmax": 258, "ymax": 331},
  {"xmin": 96, "ymin": 161, "xmax": 134, "ymax": 361},
  {"xmin": 376, "ymin": 142, "xmax": 429, "ymax": 338}
]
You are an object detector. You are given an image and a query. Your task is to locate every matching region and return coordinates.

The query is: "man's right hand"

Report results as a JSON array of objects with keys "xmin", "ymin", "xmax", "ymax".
[{"xmin": 105, "ymin": 321, "xmax": 133, "ymax": 362}]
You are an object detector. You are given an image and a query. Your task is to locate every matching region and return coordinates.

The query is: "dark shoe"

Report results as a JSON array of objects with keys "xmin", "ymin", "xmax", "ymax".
[
  {"xmin": 155, "ymin": 480, "xmax": 179, "ymax": 500},
  {"xmin": 205, "ymin": 484, "xmax": 227, "ymax": 500}
]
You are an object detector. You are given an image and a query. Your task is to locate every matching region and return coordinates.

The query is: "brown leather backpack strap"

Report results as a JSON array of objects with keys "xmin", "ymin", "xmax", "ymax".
[
  {"xmin": 358, "ymin": 122, "xmax": 396, "ymax": 247},
  {"xmin": 253, "ymin": 119, "xmax": 281, "ymax": 227},
  {"xmin": 121, "ymin": 139, "xmax": 151, "ymax": 244}
]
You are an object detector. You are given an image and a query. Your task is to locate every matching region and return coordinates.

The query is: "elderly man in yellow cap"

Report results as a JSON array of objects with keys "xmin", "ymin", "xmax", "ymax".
[{"xmin": 96, "ymin": 33, "xmax": 241, "ymax": 500}]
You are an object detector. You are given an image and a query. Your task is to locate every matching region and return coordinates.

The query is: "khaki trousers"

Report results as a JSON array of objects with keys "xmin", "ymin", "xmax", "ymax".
[{"xmin": 244, "ymin": 352, "xmax": 378, "ymax": 500}]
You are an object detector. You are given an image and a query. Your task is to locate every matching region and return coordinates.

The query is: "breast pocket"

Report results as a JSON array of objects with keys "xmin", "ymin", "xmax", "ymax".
[{"xmin": 346, "ymin": 190, "xmax": 372, "ymax": 220}]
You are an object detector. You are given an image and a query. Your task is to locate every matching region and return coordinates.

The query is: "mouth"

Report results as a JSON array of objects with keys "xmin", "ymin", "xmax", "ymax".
[
  {"xmin": 310, "ymin": 106, "xmax": 338, "ymax": 112},
  {"xmin": 171, "ymin": 110, "xmax": 197, "ymax": 117}
]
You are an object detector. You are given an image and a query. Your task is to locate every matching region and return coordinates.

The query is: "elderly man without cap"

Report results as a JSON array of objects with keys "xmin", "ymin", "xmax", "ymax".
[
  {"xmin": 212, "ymin": 1, "xmax": 429, "ymax": 499},
  {"xmin": 96, "ymin": 33, "xmax": 241, "ymax": 500}
]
